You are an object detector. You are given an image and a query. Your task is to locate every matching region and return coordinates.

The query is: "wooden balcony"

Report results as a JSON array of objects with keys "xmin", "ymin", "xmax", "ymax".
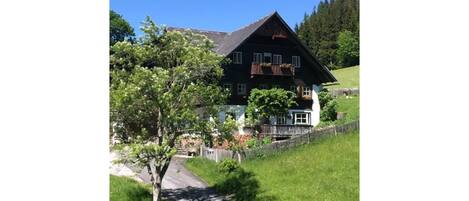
[{"xmin": 250, "ymin": 63, "xmax": 294, "ymax": 77}]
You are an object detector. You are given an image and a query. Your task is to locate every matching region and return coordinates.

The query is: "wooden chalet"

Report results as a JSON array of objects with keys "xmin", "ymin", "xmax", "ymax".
[{"xmin": 168, "ymin": 12, "xmax": 337, "ymax": 136}]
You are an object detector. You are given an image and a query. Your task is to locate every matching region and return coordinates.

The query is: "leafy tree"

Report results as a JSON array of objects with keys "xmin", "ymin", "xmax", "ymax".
[
  {"xmin": 110, "ymin": 10, "xmax": 135, "ymax": 45},
  {"xmin": 110, "ymin": 17, "xmax": 227, "ymax": 201},
  {"xmin": 245, "ymin": 88, "xmax": 297, "ymax": 125},
  {"xmin": 337, "ymin": 30, "xmax": 359, "ymax": 67}
]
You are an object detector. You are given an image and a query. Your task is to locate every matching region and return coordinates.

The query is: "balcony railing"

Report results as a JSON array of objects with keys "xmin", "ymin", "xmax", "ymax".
[
  {"xmin": 260, "ymin": 124, "xmax": 312, "ymax": 137},
  {"xmin": 250, "ymin": 63, "xmax": 294, "ymax": 77}
]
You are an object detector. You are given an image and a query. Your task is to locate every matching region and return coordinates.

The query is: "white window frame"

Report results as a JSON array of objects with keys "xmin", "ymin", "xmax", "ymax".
[
  {"xmin": 292, "ymin": 56, "xmax": 301, "ymax": 68},
  {"xmin": 303, "ymin": 86, "xmax": 311, "ymax": 97},
  {"xmin": 294, "ymin": 113, "xmax": 310, "ymax": 125},
  {"xmin": 233, "ymin": 52, "xmax": 242, "ymax": 64},
  {"xmin": 237, "ymin": 83, "xmax": 247, "ymax": 95},
  {"xmin": 277, "ymin": 115, "xmax": 287, "ymax": 125},
  {"xmin": 253, "ymin": 53, "xmax": 263, "ymax": 63},
  {"xmin": 273, "ymin": 54, "xmax": 282, "ymax": 64},
  {"xmin": 263, "ymin": 52, "xmax": 272, "ymax": 63}
]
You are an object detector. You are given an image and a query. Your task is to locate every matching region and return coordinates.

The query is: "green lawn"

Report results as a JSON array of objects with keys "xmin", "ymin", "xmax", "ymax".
[
  {"xmin": 336, "ymin": 95, "xmax": 359, "ymax": 123},
  {"xmin": 110, "ymin": 175, "xmax": 152, "ymax": 201},
  {"xmin": 185, "ymin": 131, "xmax": 359, "ymax": 201},
  {"xmin": 325, "ymin": 65, "xmax": 359, "ymax": 89}
]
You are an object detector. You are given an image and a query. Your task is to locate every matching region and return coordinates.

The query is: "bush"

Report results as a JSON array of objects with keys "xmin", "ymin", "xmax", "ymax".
[
  {"xmin": 262, "ymin": 137, "xmax": 272, "ymax": 145},
  {"xmin": 217, "ymin": 159, "xmax": 241, "ymax": 174},
  {"xmin": 246, "ymin": 139, "xmax": 257, "ymax": 149},
  {"xmin": 319, "ymin": 90, "xmax": 338, "ymax": 122}
]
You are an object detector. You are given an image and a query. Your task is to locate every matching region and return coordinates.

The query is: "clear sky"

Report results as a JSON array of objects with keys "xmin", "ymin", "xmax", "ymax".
[{"xmin": 110, "ymin": 0, "xmax": 321, "ymax": 37}]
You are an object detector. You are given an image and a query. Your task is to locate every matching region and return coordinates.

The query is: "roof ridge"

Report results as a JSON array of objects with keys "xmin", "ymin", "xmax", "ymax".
[
  {"xmin": 167, "ymin": 26, "xmax": 228, "ymax": 34},
  {"xmin": 228, "ymin": 11, "xmax": 277, "ymax": 35}
]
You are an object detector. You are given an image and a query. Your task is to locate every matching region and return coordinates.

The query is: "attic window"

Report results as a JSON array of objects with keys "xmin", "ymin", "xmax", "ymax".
[
  {"xmin": 273, "ymin": 54, "xmax": 282, "ymax": 64},
  {"xmin": 253, "ymin": 53, "xmax": 263, "ymax": 63},
  {"xmin": 292, "ymin": 56, "xmax": 301, "ymax": 68},
  {"xmin": 233, "ymin": 52, "xmax": 242, "ymax": 64}
]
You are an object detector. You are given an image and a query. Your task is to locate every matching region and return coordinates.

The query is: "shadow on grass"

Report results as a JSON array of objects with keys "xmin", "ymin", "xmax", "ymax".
[{"xmin": 214, "ymin": 169, "xmax": 278, "ymax": 201}]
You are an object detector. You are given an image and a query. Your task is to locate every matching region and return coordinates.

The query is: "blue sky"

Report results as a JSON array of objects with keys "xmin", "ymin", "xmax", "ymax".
[{"xmin": 110, "ymin": 0, "xmax": 321, "ymax": 37}]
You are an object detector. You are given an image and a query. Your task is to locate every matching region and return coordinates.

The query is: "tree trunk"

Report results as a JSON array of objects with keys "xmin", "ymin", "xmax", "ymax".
[{"xmin": 152, "ymin": 174, "xmax": 162, "ymax": 201}]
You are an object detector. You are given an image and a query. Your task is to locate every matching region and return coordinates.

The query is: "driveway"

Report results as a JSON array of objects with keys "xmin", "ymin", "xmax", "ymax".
[{"xmin": 136, "ymin": 156, "xmax": 229, "ymax": 201}]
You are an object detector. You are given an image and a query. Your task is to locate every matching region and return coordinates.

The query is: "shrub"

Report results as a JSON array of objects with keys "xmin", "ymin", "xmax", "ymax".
[
  {"xmin": 319, "ymin": 90, "xmax": 338, "ymax": 122},
  {"xmin": 217, "ymin": 159, "xmax": 241, "ymax": 174},
  {"xmin": 262, "ymin": 137, "xmax": 272, "ymax": 145},
  {"xmin": 246, "ymin": 139, "xmax": 257, "ymax": 149}
]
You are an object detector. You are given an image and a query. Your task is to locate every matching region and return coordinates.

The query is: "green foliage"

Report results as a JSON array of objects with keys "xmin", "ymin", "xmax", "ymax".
[
  {"xmin": 110, "ymin": 16, "xmax": 228, "ymax": 200},
  {"xmin": 337, "ymin": 30, "xmax": 359, "ymax": 67},
  {"xmin": 296, "ymin": 0, "xmax": 359, "ymax": 67},
  {"xmin": 262, "ymin": 137, "xmax": 272, "ymax": 145},
  {"xmin": 319, "ymin": 90, "xmax": 338, "ymax": 122},
  {"xmin": 110, "ymin": 10, "xmax": 135, "ymax": 45},
  {"xmin": 245, "ymin": 88, "xmax": 297, "ymax": 125},
  {"xmin": 217, "ymin": 159, "xmax": 241, "ymax": 174},
  {"xmin": 110, "ymin": 175, "xmax": 151, "ymax": 201},
  {"xmin": 186, "ymin": 131, "xmax": 359, "ymax": 201},
  {"xmin": 246, "ymin": 138, "xmax": 257, "ymax": 149}
]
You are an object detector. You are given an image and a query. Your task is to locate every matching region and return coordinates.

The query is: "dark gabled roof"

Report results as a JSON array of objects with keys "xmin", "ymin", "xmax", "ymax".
[
  {"xmin": 166, "ymin": 11, "xmax": 337, "ymax": 83},
  {"xmin": 167, "ymin": 12, "xmax": 273, "ymax": 56}
]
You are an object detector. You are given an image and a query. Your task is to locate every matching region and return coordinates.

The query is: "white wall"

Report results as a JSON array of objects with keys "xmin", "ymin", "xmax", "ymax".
[
  {"xmin": 218, "ymin": 105, "xmax": 246, "ymax": 134},
  {"xmin": 311, "ymin": 84, "xmax": 321, "ymax": 126}
]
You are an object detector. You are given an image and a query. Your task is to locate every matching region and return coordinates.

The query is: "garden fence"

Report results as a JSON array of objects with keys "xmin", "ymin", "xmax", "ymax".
[{"xmin": 200, "ymin": 120, "xmax": 359, "ymax": 162}]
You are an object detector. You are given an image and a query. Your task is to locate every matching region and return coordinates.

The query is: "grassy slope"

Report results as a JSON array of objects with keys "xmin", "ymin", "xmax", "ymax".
[
  {"xmin": 336, "ymin": 95, "xmax": 360, "ymax": 123},
  {"xmin": 326, "ymin": 65, "xmax": 359, "ymax": 89},
  {"xmin": 110, "ymin": 175, "xmax": 152, "ymax": 201},
  {"xmin": 186, "ymin": 131, "xmax": 359, "ymax": 201}
]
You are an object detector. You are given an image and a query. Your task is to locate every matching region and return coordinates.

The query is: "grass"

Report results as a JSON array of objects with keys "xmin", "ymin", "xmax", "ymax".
[
  {"xmin": 185, "ymin": 131, "xmax": 359, "ymax": 201},
  {"xmin": 325, "ymin": 65, "xmax": 359, "ymax": 89},
  {"xmin": 110, "ymin": 175, "xmax": 152, "ymax": 201},
  {"xmin": 336, "ymin": 95, "xmax": 360, "ymax": 123}
]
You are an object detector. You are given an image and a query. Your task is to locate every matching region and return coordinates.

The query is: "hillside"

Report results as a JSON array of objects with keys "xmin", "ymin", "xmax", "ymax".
[
  {"xmin": 186, "ymin": 131, "xmax": 359, "ymax": 201},
  {"xmin": 325, "ymin": 65, "xmax": 359, "ymax": 89}
]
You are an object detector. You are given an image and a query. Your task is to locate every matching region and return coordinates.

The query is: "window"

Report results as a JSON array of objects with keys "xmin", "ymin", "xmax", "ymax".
[
  {"xmin": 253, "ymin": 53, "xmax": 263, "ymax": 63},
  {"xmin": 292, "ymin": 56, "xmax": 301, "ymax": 68},
  {"xmin": 233, "ymin": 52, "xmax": 242, "ymax": 64},
  {"xmin": 263, "ymin": 52, "xmax": 272, "ymax": 63},
  {"xmin": 237, "ymin": 83, "xmax": 246, "ymax": 95},
  {"xmin": 259, "ymin": 84, "xmax": 268, "ymax": 89},
  {"xmin": 273, "ymin": 54, "xmax": 282, "ymax": 64},
  {"xmin": 277, "ymin": 114, "xmax": 287, "ymax": 125},
  {"xmin": 223, "ymin": 83, "xmax": 232, "ymax": 93},
  {"xmin": 294, "ymin": 113, "xmax": 309, "ymax": 125},
  {"xmin": 290, "ymin": 85, "xmax": 297, "ymax": 93},
  {"xmin": 303, "ymin": 86, "xmax": 311, "ymax": 97}
]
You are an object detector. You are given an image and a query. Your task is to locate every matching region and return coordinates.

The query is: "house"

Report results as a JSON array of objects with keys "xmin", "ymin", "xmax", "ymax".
[{"xmin": 168, "ymin": 12, "xmax": 336, "ymax": 133}]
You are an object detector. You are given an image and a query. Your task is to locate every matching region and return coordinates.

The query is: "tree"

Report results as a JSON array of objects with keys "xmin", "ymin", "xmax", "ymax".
[
  {"xmin": 245, "ymin": 88, "xmax": 297, "ymax": 126},
  {"xmin": 110, "ymin": 17, "xmax": 227, "ymax": 201},
  {"xmin": 296, "ymin": 0, "xmax": 359, "ymax": 68},
  {"xmin": 336, "ymin": 30, "xmax": 359, "ymax": 67},
  {"xmin": 110, "ymin": 10, "xmax": 135, "ymax": 45}
]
